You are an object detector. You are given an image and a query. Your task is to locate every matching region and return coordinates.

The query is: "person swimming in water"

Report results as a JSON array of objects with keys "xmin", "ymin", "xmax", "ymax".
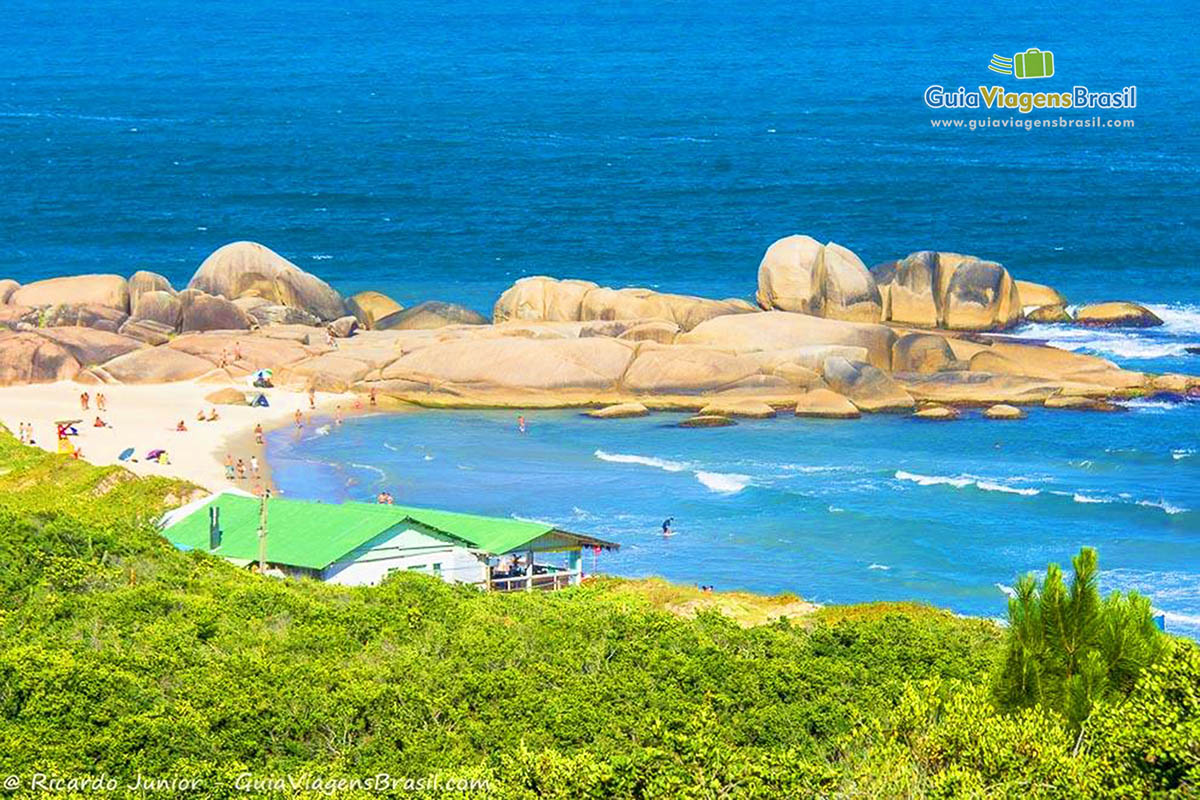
[{"xmin": 662, "ymin": 517, "xmax": 674, "ymax": 536}]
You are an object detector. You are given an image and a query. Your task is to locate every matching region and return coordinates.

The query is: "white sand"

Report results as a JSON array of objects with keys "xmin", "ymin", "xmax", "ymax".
[{"xmin": 0, "ymin": 381, "xmax": 355, "ymax": 493}]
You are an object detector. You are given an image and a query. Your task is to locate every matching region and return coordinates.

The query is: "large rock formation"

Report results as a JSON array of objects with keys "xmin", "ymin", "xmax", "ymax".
[
  {"xmin": 10, "ymin": 274, "xmax": 130, "ymax": 312},
  {"xmin": 494, "ymin": 277, "xmax": 598, "ymax": 323},
  {"xmin": 794, "ymin": 388, "xmax": 860, "ymax": 419},
  {"xmin": 891, "ymin": 333, "xmax": 956, "ymax": 374},
  {"xmin": 623, "ymin": 345, "xmax": 760, "ymax": 394},
  {"xmin": 1074, "ymin": 302, "xmax": 1163, "ymax": 328},
  {"xmin": 129, "ymin": 290, "xmax": 183, "ymax": 330},
  {"xmin": 873, "ymin": 251, "xmax": 1021, "ymax": 331},
  {"xmin": 0, "ymin": 280, "xmax": 19, "ymax": 303},
  {"xmin": 40, "ymin": 304, "xmax": 129, "ymax": 333},
  {"xmin": 128, "ymin": 270, "xmax": 174, "ymax": 313},
  {"xmin": 756, "ymin": 236, "xmax": 883, "ymax": 322},
  {"xmin": 1026, "ymin": 304, "xmax": 1071, "ymax": 323},
  {"xmin": 375, "ymin": 301, "xmax": 488, "ymax": 331},
  {"xmin": 1015, "ymin": 280, "xmax": 1066, "ymax": 309},
  {"xmin": 822, "ymin": 356, "xmax": 915, "ymax": 412},
  {"xmin": 494, "ymin": 277, "xmax": 754, "ymax": 332},
  {"xmin": 0, "ymin": 332, "xmax": 81, "ymax": 385},
  {"xmin": 347, "ymin": 291, "xmax": 404, "ymax": 329},
  {"xmin": 99, "ymin": 347, "xmax": 217, "ymax": 383},
  {"xmin": 188, "ymin": 242, "xmax": 346, "ymax": 321},
  {"xmin": 677, "ymin": 310, "xmax": 895, "ymax": 370},
  {"xmin": 180, "ymin": 293, "xmax": 252, "ymax": 332},
  {"xmin": 31, "ymin": 328, "xmax": 144, "ymax": 367}
]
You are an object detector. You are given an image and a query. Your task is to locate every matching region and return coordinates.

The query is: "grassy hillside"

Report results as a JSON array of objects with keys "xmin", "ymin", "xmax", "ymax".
[{"xmin": 0, "ymin": 431, "xmax": 1195, "ymax": 798}]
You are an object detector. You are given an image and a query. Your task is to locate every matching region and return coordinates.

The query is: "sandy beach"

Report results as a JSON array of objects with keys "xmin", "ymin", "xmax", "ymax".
[{"xmin": 0, "ymin": 380, "xmax": 356, "ymax": 493}]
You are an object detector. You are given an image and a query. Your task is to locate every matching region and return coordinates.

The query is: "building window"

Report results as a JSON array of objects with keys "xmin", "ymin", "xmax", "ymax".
[
  {"xmin": 432, "ymin": 563, "xmax": 442, "ymax": 577},
  {"xmin": 408, "ymin": 564, "xmax": 425, "ymax": 571}
]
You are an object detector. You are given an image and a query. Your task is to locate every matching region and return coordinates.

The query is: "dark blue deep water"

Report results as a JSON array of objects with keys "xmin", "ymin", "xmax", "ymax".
[{"xmin": 5, "ymin": 2, "xmax": 1199, "ymax": 631}]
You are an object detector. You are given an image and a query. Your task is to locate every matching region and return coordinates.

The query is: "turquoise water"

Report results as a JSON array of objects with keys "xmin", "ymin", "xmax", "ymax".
[{"xmin": 268, "ymin": 402, "xmax": 1200, "ymax": 637}]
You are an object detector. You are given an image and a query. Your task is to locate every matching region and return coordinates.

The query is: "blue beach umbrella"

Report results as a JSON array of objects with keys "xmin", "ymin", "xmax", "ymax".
[{"xmin": 118, "ymin": 447, "xmax": 134, "ymax": 461}]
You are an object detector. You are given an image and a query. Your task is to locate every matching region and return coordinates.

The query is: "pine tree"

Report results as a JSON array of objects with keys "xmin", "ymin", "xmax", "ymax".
[{"xmin": 993, "ymin": 547, "xmax": 1166, "ymax": 728}]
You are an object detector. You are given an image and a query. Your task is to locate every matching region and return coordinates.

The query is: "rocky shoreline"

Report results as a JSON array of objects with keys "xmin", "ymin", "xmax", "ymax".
[{"xmin": 1, "ymin": 238, "xmax": 1196, "ymax": 422}]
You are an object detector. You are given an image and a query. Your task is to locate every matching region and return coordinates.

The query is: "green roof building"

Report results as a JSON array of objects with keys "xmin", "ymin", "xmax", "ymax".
[{"xmin": 163, "ymin": 492, "xmax": 618, "ymax": 590}]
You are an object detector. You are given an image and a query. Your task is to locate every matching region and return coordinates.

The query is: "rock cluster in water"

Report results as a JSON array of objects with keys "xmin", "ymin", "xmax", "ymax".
[{"xmin": 0, "ymin": 238, "xmax": 1192, "ymax": 421}]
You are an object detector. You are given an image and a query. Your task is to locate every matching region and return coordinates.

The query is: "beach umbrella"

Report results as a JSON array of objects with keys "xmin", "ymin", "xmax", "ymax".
[
  {"xmin": 118, "ymin": 447, "xmax": 134, "ymax": 461},
  {"xmin": 146, "ymin": 448, "xmax": 166, "ymax": 460},
  {"xmin": 253, "ymin": 369, "xmax": 273, "ymax": 380}
]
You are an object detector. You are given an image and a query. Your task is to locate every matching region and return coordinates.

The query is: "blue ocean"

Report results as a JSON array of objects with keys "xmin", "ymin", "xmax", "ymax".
[{"xmin": 4, "ymin": 3, "xmax": 1198, "ymax": 630}]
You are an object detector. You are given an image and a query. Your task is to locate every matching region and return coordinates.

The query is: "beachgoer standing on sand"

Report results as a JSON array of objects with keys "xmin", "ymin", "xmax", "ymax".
[
  {"xmin": 254, "ymin": 423, "xmax": 264, "ymax": 445},
  {"xmin": 225, "ymin": 454, "xmax": 235, "ymax": 480},
  {"xmin": 517, "ymin": 415, "xmax": 526, "ymax": 434},
  {"xmin": 369, "ymin": 387, "xmax": 377, "ymax": 406},
  {"xmin": 335, "ymin": 406, "xmax": 343, "ymax": 425},
  {"xmin": 233, "ymin": 340, "xmax": 243, "ymax": 361},
  {"xmin": 80, "ymin": 391, "xmax": 89, "ymax": 411},
  {"xmin": 308, "ymin": 387, "xmax": 315, "ymax": 409},
  {"xmin": 96, "ymin": 392, "xmax": 106, "ymax": 412},
  {"xmin": 294, "ymin": 409, "xmax": 303, "ymax": 429},
  {"xmin": 250, "ymin": 455, "xmax": 260, "ymax": 478},
  {"xmin": 236, "ymin": 459, "xmax": 246, "ymax": 480}
]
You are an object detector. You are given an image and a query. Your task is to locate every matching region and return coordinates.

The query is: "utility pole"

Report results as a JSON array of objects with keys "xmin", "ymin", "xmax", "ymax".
[{"xmin": 257, "ymin": 489, "xmax": 270, "ymax": 572}]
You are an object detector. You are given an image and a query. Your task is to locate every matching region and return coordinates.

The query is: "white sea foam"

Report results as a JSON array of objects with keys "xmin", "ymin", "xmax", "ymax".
[
  {"xmin": 695, "ymin": 471, "xmax": 751, "ymax": 494},
  {"xmin": 868, "ymin": 563, "xmax": 890, "ymax": 571},
  {"xmin": 894, "ymin": 470, "xmax": 973, "ymax": 488},
  {"xmin": 1137, "ymin": 498, "xmax": 1188, "ymax": 515},
  {"xmin": 1072, "ymin": 492, "xmax": 1109, "ymax": 504},
  {"xmin": 349, "ymin": 462, "xmax": 386, "ymax": 480},
  {"xmin": 314, "ymin": 425, "xmax": 331, "ymax": 436},
  {"xmin": 1120, "ymin": 399, "xmax": 1183, "ymax": 412},
  {"xmin": 828, "ymin": 505, "xmax": 845, "ymax": 513},
  {"xmin": 594, "ymin": 449, "xmax": 748, "ymax": 494},
  {"xmin": 1173, "ymin": 449, "xmax": 1194, "ymax": 460},
  {"xmin": 976, "ymin": 480, "xmax": 1040, "ymax": 496},
  {"xmin": 383, "ymin": 442, "xmax": 399, "ymax": 451},
  {"xmin": 894, "ymin": 470, "xmax": 1040, "ymax": 496},
  {"xmin": 311, "ymin": 254, "xmax": 333, "ymax": 260},
  {"xmin": 594, "ymin": 450, "xmax": 688, "ymax": 472}
]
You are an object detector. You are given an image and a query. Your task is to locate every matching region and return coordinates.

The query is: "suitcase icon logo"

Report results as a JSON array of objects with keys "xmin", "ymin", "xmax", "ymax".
[{"xmin": 988, "ymin": 48, "xmax": 1055, "ymax": 79}]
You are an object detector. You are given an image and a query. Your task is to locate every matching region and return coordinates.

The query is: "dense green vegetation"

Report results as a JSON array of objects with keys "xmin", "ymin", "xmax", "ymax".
[{"xmin": 0, "ymin": 431, "xmax": 1196, "ymax": 797}]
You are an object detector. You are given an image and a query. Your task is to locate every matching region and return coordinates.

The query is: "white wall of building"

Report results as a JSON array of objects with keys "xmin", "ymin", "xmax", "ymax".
[{"xmin": 322, "ymin": 525, "xmax": 488, "ymax": 587}]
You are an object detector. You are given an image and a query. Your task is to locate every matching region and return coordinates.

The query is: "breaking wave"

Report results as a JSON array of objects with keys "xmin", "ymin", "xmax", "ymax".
[{"xmin": 595, "ymin": 450, "xmax": 750, "ymax": 494}]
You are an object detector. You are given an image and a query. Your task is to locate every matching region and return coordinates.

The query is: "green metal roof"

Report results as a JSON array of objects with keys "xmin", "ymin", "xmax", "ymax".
[{"xmin": 164, "ymin": 494, "xmax": 618, "ymax": 570}]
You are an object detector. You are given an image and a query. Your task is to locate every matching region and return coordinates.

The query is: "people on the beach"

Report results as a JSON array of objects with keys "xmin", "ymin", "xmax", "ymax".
[
  {"xmin": 79, "ymin": 391, "xmax": 89, "ymax": 411},
  {"xmin": 93, "ymin": 416, "xmax": 109, "ymax": 428},
  {"xmin": 196, "ymin": 410, "xmax": 206, "ymax": 422},
  {"xmin": 335, "ymin": 406, "xmax": 343, "ymax": 425},
  {"xmin": 375, "ymin": 490, "xmax": 394, "ymax": 505},
  {"xmin": 224, "ymin": 454, "xmax": 235, "ymax": 480},
  {"xmin": 369, "ymin": 387, "xmax": 377, "ymax": 407},
  {"xmin": 294, "ymin": 409, "xmax": 303, "ymax": 429},
  {"xmin": 308, "ymin": 387, "xmax": 316, "ymax": 409},
  {"xmin": 517, "ymin": 415, "xmax": 526, "ymax": 434},
  {"xmin": 250, "ymin": 455, "xmax": 260, "ymax": 479},
  {"xmin": 236, "ymin": 458, "xmax": 246, "ymax": 480},
  {"xmin": 176, "ymin": 420, "xmax": 188, "ymax": 432},
  {"xmin": 96, "ymin": 392, "xmax": 106, "ymax": 412},
  {"xmin": 325, "ymin": 327, "xmax": 337, "ymax": 349},
  {"xmin": 254, "ymin": 423, "xmax": 264, "ymax": 445}
]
